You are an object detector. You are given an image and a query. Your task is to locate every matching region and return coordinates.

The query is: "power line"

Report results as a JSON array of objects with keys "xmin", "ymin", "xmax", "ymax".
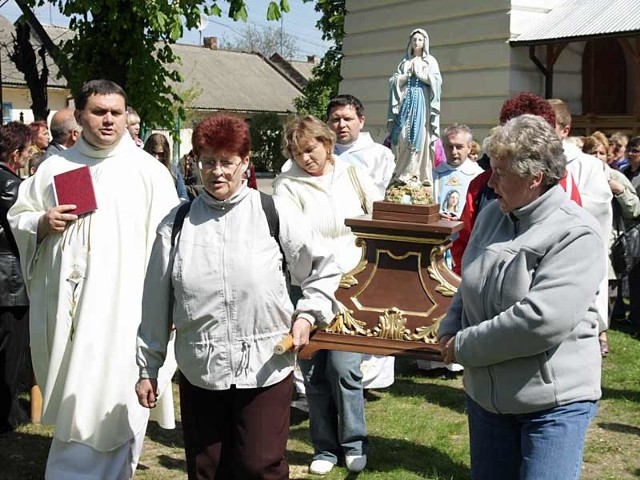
[{"xmin": 202, "ymin": 16, "xmax": 330, "ymax": 50}]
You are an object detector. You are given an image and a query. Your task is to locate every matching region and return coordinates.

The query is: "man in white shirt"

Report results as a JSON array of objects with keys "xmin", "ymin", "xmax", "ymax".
[
  {"xmin": 433, "ymin": 123, "xmax": 483, "ymax": 219},
  {"xmin": 326, "ymin": 94, "xmax": 397, "ymax": 390},
  {"xmin": 419, "ymin": 123, "xmax": 482, "ymax": 372},
  {"xmin": 548, "ymin": 99, "xmax": 613, "ymax": 355},
  {"xmin": 327, "ymin": 94, "xmax": 395, "ymax": 199},
  {"xmin": 8, "ymin": 79, "xmax": 178, "ymax": 479}
]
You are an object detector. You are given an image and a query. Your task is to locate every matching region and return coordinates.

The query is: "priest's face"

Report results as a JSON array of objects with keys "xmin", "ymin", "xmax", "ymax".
[
  {"xmin": 75, "ymin": 93, "xmax": 127, "ymax": 149},
  {"xmin": 200, "ymin": 148, "xmax": 249, "ymax": 200},
  {"xmin": 444, "ymin": 131, "xmax": 471, "ymax": 167},
  {"xmin": 328, "ymin": 105, "xmax": 364, "ymax": 144}
]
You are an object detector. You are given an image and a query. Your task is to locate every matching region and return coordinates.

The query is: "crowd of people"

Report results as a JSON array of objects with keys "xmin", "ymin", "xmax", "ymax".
[{"xmin": 0, "ymin": 72, "xmax": 638, "ymax": 480}]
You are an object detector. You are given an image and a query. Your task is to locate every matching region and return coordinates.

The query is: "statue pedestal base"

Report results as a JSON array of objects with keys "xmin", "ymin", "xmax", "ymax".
[{"xmin": 299, "ymin": 202, "xmax": 462, "ymax": 361}]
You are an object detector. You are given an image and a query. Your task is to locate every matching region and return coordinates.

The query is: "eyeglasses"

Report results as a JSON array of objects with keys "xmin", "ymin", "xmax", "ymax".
[
  {"xmin": 628, "ymin": 148, "xmax": 640, "ymax": 155},
  {"xmin": 200, "ymin": 159, "xmax": 241, "ymax": 173}
]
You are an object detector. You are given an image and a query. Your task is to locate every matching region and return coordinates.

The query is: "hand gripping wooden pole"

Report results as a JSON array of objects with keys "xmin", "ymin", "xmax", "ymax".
[
  {"xmin": 273, "ymin": 334, "xmax": 295, "ymax": 355},
  {"xmin": 274, "ymin": 326, "xmax": 317, "ymax": 355}
]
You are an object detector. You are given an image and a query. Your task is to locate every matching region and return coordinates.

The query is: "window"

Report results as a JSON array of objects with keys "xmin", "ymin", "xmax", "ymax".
[{"xmin": 2, "ymin": 102, "xmax": 12, "ymax": 124}]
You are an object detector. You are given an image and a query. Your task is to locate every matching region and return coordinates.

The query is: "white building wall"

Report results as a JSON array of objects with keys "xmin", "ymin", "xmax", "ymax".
[
  {"xmin": 508, "ymin": 0, "xmax": 582, "ymax": 112},
  {"xmin": 341, "ymin": 0, "xmax": 514, "ymax": 143},
  {"xmin": 2, "ymin": 86, "xmax": 70, "ymax": 123},
  {"xmin": 551, "ymin": 42, "xmax": 584, "ymax": 114},
  {"xmin": 339, "ymin": 0, "xmax": 610, "ymax": 145}
]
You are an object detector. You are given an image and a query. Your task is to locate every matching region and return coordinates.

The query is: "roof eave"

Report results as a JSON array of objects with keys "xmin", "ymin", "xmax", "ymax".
[
  {"xmin": 190, "ymin": 106, "xmax": 298, "ymax": 115},
  {"xmin": 2, "ymin": 82, "xmax": 69, "ymax": 90},
  {"xmin": 510, "ymin": 29, "xmax": 640, "ymax": 47}
]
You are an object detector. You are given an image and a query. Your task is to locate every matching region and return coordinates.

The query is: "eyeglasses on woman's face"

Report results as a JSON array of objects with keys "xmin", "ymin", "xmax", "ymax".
[
  {"xmin": 628, "ymin": 147, "xmax": 640, "ymax": 155},
  {"xmin": 199, "ymin": 149, "xmax": 247, "ymax": 201},
  {"xmin": 200, "ymin": 158, "xmax": 242, "ymax": 173}
]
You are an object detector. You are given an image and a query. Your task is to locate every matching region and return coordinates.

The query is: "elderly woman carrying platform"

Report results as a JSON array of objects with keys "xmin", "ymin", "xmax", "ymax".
[
  {"xmin": 439, "ymin": 114, "xmax": 603, "ymax": 480},
  {"xmin": 135, "ymin": 114, "xmax": 340, "ymax": 480}
]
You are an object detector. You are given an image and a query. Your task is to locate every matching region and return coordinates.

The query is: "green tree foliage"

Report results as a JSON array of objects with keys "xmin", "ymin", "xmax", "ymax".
[
  {"xmin": 248, "ymin": 113, "xmax": 285, "ymax": 172},
  {"xmin": 222, "ymin": 24, "xmax": 299, "ymax": 58},
  {"xmin": 294, "ymin": 0, "xmax": 345, "ymax": 120},
  {"xmin": 19, "ymin": 0, "xmax": 291, "ymax": 130}
]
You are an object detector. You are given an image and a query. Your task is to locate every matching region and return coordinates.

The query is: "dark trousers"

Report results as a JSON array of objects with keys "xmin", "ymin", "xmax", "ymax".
[
  {"xmin": 629, "ymin": 263, "xmax": 640, "ymax": 326},
  {"xmin": 0, "ymin": 306, "xmax": 30, "ymax": 434},
  {"xmin": 179, "ymin": 372, "xmax": 293, "ymax": 480}
]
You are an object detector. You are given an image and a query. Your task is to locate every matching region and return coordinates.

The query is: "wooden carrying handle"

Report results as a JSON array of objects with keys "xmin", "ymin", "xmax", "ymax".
[
  {"xmin": 274, "ymin": 334, "xmax": 295, "ymax": 355},
  {"xmin": 274, "ymin": 326, "xmax": 318, "ymax": 355}
]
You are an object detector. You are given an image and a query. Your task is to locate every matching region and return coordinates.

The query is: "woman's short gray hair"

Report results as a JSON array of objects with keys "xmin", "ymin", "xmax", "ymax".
[{"xmin": 487, "ymin": 114, "xmax": 565, "ymax": 188}]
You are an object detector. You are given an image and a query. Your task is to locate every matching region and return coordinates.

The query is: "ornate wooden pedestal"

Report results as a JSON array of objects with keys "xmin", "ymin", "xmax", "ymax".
[{"xmin": 298, "ymin": 202, "xmax": 462, "ymax": 361}]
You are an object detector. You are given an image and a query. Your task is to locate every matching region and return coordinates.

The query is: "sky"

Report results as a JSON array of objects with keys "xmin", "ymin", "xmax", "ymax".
[{"xmin": 0, "ymin": 0, "xmax": 331, "ymax": 59}]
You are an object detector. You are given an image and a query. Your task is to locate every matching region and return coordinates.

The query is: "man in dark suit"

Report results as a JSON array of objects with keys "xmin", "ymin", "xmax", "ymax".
[{"xmin": 40, "ymin": 109, "xmax": 81, "ymax": 164}]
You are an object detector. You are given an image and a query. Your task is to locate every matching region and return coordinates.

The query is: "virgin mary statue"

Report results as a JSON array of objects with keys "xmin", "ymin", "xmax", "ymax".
[{"xmin": 388, "ymin": 28, "xmax": 442, "ymax": 186}]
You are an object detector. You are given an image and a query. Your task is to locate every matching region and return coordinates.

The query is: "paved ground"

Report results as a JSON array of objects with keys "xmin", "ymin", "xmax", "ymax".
[{"xmin": 256, "ymin": 175, "xmax": 275, "ymax": 194}]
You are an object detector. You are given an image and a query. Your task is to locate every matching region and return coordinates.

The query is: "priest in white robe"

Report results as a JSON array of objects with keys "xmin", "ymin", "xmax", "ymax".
[
  {"xmin": 8, "ymin": 79, "xmax": 179, "ymax": 480},
  {"xmin": 327, "ymin": 94, "xmax": 397, "ymax": 390}
]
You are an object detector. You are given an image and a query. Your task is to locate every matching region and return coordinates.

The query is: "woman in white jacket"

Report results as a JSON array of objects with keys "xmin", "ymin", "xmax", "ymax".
[
  {"xmin": 135, "ymin": 114, "xmax": 341, "ymax": 480},
  {"xmin": 273, "ymin": 115, "xmax": 378, "ymax": 475}
]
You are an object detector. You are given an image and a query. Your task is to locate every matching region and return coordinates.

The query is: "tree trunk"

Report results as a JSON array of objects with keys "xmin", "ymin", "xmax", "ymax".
[{"xmin": 9, "ymin": 22, "xmax": 50, "ymax": 121}]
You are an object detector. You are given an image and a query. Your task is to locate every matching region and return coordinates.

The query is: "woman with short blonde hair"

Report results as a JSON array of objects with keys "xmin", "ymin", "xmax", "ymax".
[{"xmin": 274, "ymin": 114, "xmax": 379, "ymax": 475}]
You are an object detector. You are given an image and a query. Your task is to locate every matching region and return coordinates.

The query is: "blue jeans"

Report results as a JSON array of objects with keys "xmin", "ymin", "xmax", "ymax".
[
  {"xmin": 299, "ymin": 350, "xmax": 368, "ymax": 464},
  {"xmin": 466, "ymin": 395, "xmax": 598, "ymax": 480}
]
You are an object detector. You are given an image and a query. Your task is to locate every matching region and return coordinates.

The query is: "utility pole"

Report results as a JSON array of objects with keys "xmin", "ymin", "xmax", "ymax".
[{"xmin": 280, "ymin": 16, "xmax": 283, "ymax": 56}]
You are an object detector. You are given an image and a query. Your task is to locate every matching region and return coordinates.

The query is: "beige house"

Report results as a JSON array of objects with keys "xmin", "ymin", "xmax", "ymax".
[
  {"xmin": 165, "ymin": 39, "xmax": 303, "ymax": 156},
  {"xmin": 0, "ymin": 17, "xmax": 72, "ymax": 123},
  {"xmin": 0, "ymin": 19, "xmax": 303, "ymax": 158},
  {"xmin": 339, "ymin": 0, "xmax": 640, "ymax": 141}
]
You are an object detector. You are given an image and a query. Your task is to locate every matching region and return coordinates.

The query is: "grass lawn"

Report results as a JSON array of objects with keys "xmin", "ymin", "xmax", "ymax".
[{"xmin": 1, "ymin": 323, "xmax": 639, "ymax": 479}]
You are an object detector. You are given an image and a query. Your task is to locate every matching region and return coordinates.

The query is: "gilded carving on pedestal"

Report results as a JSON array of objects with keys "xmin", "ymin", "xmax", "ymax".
[
  {"xmin": 325, "ymin": 308, "xmax": 368, "ymax": 336},
  {"xmin": 407, "ymin": 315, "xmax": 443, "ymax": 344},
  {"xmin": 370, "ymin": 307, "xmax": 410, "ymax": 340},
  {"xmin": 427, "ymin": 245, "xmax": 458, "ymax": 297},
  {"xmin": 340, "ymin": 239, "xmax": 368, "ymax": 289},
  {"xmin": 325, "ymin": 305, "xmax": 445, "ymax": 346}
]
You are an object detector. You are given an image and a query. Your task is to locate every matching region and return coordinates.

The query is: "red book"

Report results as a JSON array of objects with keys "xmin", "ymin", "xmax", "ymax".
[{"xmin": 53, "ymin": 166, "xmax": 98, "ymax": 216}]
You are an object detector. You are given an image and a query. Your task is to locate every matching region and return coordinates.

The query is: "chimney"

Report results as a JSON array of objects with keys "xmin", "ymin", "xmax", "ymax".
[
  {"xmin": 203, "ymin": 37, "xmax": 218, "ymax": 50},
  {"xmin": 307, "ymin": 55, "xmax": 316, "ymax": 63}
]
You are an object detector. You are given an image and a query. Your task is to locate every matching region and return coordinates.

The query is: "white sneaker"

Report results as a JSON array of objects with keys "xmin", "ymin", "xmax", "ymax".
[
  {"xmin": 309, "ymin": 459, "xmax": 335, "ymax": 475},
  {"xmin": 345, "ymin": 454, "xmax": 367, "ymax": 473}
]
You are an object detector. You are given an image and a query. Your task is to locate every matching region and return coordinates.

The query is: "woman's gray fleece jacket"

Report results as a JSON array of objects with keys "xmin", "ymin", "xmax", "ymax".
[{"xmin": 438, "ymin": 185, "xmax": 604, "ymax": 414}]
